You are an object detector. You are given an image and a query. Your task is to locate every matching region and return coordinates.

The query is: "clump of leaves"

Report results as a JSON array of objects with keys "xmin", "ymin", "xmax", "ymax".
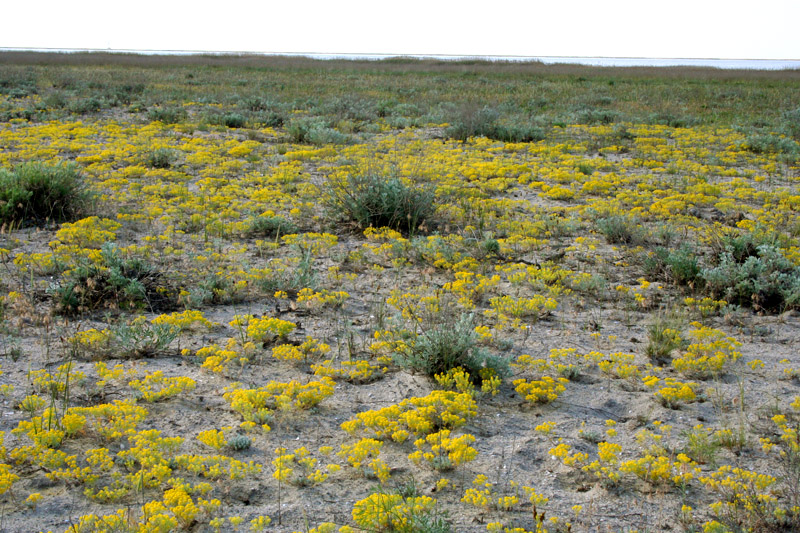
[
  {"xmin": 644, "ymin": 246, "xmax": 702, "ymax": 288},
  {"xmin": 702, "ymin": 244, "xmax": 800, "ymax": 313},
  {"xmin": 244, "ymin": 215, "xmax": 297, "ymax": 238},
  {"xmin": 287, "ymin": 117, "xmax": 350, "ymax": 145},
  {"xmin": 145, "ymin": 148, "xmax": 178, "ymax": 169},
  {"xmin": 0, "ymin": 162, "xmax": 90, "ymax": 225},
  {"xmin": 597, "ymin": 215, "xmax": 645, "ymax": 245},
  {"xmin": 645, "ymin": 314, "xmax": 685, "ymax": 366},
  {"xmin": 395, "ymin": 313, "xmax": 509, "ymax": 380},
  {"xmin": 445, "ymin": 105, "xmax": 544, "ymax": 142},
  {"xmin": 323, "ymin": 170, "xmax": 436, "ymax": 236},
  {"xmin": 147, "ymin": 106, "xmax": 187, "ymax": 124},
  {"xmin": 743, "ymin": 133, "xmax": 800, "ymax": 156},
  {"xmin": 227, "ymin": 435, "xmax": 252, "ymax": 451},
  {"xmin": 52, "ymin": 244, "xmax": 182, "ymax": 316}
]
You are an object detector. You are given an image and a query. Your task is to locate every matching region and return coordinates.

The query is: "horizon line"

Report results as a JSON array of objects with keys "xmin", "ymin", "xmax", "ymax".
[{"xmin": 1, "ymin": 46, "xmax": 799, "ymax": 63}]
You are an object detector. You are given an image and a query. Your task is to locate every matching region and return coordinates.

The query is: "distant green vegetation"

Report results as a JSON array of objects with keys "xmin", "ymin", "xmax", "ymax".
[{"xmin": 1, "ymin": 52, "xmax": 799, "ymax": 136}]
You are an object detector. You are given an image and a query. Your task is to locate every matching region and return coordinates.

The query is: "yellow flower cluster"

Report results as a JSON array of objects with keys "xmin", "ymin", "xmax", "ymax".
[
  {"xmin": 684, "ymin": 297, "xmax": 728, "ymax": 318},
  {"xmin": 229, "ymin": 314, "xmax": 296, "ymax": 343},
  {"xmin": 369, "ymin": 328, "xmax": 414, "ymax": 359},
  {"xmin": 646, "ymin": 376, "xmax": 699, "ymax": 408},
  {"xmin": 50, "ymin": 216, "xmax": 121, "ymax": 248},
  {"xmin": 191, "ymin": 337, "xmax": 255, "ymax": 373},
  {"xmin": 0, "ymin": 463, "xmax": 19, "ymax": 495},
  {"xmin": 129, "ymin": 371, "xmax": 196, "ymax": 402},
  {"xmin": 272, "ymin": 336, "xmax": 330, "ymax": 362},
  {"xmin": 341, "ymin": 390, "xmax": 477, "ymax": 440},
  {"xmin": 29, "ymin": 362, "xmax": 86, "ymax": 398},
  {"xmin": 338, "ymin": 438, "xmax": 390, "ymax": 482},
  {"xmin": 582, "ymin": 442, "xmax": 623, "ymax": 485},
  {"xmin": 484, "ymin": 294, "xmax": 559, "ymax": 327},
  {"xmin": 672, "ymin": 324, "xmax": 742, "ymax": 379},
  {"xmin": 281, "ymin": 232, "xmax": 338, "ymax": 254},
  {"xmin": 700, "ymin": 465, "xmax": 782, "ymax": 524},
  {"xmin": 70, "ymin": 328, "xmax": 114, "ymax": 358},
  {"xmin": 223, "ymin": 377, "xmax": 336, "ymax": 430},
  {"xmin": 351, "ymin": 492, "xmax": 437, "ymax": 532},
  {"xmin": 442, "ymin": 271, "xmax": 501, "ymax": 309},
  {"xmin": 151, "ymin": 309, "xmax": 215, "ymax": 331},
  {"xmin": 72, "ymin": 399, "xmax": 149, "ymax": 441},
  {"xmin": 273, "ymin": 446, "xmax": 329, "ymax": 486},
  {"xmin": 408, "ymin": 429, "xmax": 478, "ymax": 471},
  {"xmin": 173, "ymin": 453, "xmax": 262, "ymax": 480},
  {"xmin": 548, "ymin": 443, "xmax": 588, "ymax": 468},
  {"xmin": 597, "ymin": 352, "xmax": 640, "ymax": 380},
  {"xmin": 462, "ymin": 474, "xmax": 523, "ymax": 511},
  {"xmin": 311, "ymin": 358, "xmax": 388, "ymax": 383},
  {"xmin": 513, "ymin": 376, "xmax": 568, "ymax": 405},
  {"xmin": 433, "ymin": 366, "xmax": 501, "ymax": 397},
  {"xmin": 196, "ymin": 429, "xmax": 227, "ymax": 450},
  {"xmin": 619, "ymin": 453, "xmax": 699, "ymax": 488},
  {"xmin": 296, "ymin": 288, "xmax": 350, "ymax": 310}
]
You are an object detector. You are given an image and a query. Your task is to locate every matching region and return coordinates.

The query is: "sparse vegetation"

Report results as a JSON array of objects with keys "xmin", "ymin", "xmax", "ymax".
[{"xmin": 0, "ymin": 52, "xmax": 799, "ymax": 533}]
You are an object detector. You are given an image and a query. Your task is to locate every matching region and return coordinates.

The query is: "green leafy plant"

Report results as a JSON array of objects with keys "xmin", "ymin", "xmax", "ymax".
[
  {"xmin": 323, "ymin": 171, "xmax": 435, "ymax": 235},
  {"xmin": 597, "ymin": 215, "xmax": 645, "ymax": 245},
  {"xmin": 227, "ymin": 435, "xmax": 252, "ymax": 451},
  {"xmin": 702, "ymin": 244, "xmax": 800, "ymax": 313},
  {"xmin": 145, "ymin": 148, "xmax": 178, "ymax": 169},
  {"xmin": 644, "ymin": 246, "xmax": 702, "ymax": 287},
  {"xmin": 147, "ymin": 106, "xmax": 187, "ymax": 123},
  {"xmin": 52, "ymin": 244, "xmax": 181, "ymax": 316},
  {"xmin": 0, "ymin": 162, "xmax": 90, "ymax": 225},
  {"xmin": 445, "ymin": 105, "xmax": 544, "ymax": 142},
  {"xmin": 395, "ymin": 313, "xmax": 509, "ymax": 380},
  {"xmin": 244, "ymin": 215, "xmax": 297, "ymax": 238},
  {"xmin": 645, "ymin": 316, "xmax": 684, "ymax": 366},
  {"xmin": 287, "ymin": 117, "xmax": 350, "ymax": 145}
]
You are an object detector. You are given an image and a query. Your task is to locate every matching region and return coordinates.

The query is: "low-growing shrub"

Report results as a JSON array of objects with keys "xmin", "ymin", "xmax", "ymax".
[
  {"xmin": 644, "ymin": 246, "xmax": 702, "ymax": 288},
  {"xmin": 68, "ymin": 97, "xmax": 102, "ymax": 115},
  {"xmin": 52, "ymin": 244, "xmax": 182, "ymax": 316},
  {"xmin": 250, "ymin": 110, "xmax": 285, "ymax": 127},
  {"xmin": 306, "ymin": 126, "xmax": 351, "ymax": 145},
  {"xmin": 783, "ymin": 106, "xmax": 800, "ymax": 139},
  {"xmin": 145, "ymin": 148, "xmax": 178, "ymax": 169},
  {"xmin": 702, "ymin": 244, "xmax": 800, "ymax": 313},
  {"xmin": 287, "ymin": 117, "xmax": 350, "ymax": 145},
  {"xmin": 323, "ymin": 95, "xmax": 380, "ymax": 122},
  {"xmin": 203, "ymin": 111, "xmax": 247, "ymax": 129},
  {"xmin": 147, "ymin": 106, "xmax": 187, "ymax": 124},
  {"xmin": 647, "ymin": 112, "xmax": 700, "ymax": 128},
  {"xmin": 323, "ymin": 171, "xmax": 436, "ymax": 235},
  {"xmin": 394, "ymin": 313, "xmax": 509, "ymax": 380},
  {"xmin": 645, "ymin": 316, "xmax": 684, "ymax": 365},
  {"xmin": 219, "ymin": 112, "xmax": 246, "ymax": 128},
  {"xmin": 571, "ymin": 108, "xmax": 623, "ymax": 125},
  {"xmin": 743, "ymin": 133, "xmax": 800, "ymax": 156},
  {"xmin": 287, "ymin": 117, "xmax": 326, "ymax": 143},
  {"xmin": 352, "ymin": 490, "xmax": 451, "ymax": 533},
  {"xmin": 708, "ymin": 230, "xmax": 781, "ymax": 265},
  {"xmin": 597, "ymin": 215, "xmax": 644, "ymax": 245},
  {"xmin": 227, "ymin": 435, "xmax": 252, "ymax": 451},
  {"xmin": 445, "ymin": 105, "xmax": 544, "ymax": 142},
  {"xmin": 445, "ymin": 105, "xmax": 499, "ymax": 141},
  {"xmin": 0, "ymin": 162, "xmax": 89, "ymax": 225},
  {"xmin": 244, "ymin": 215, "xmax": 297, "ymax": 238}
]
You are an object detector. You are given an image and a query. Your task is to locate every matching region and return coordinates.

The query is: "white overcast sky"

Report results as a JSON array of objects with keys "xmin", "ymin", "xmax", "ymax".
[{"xmin": 3, "ymin": 1, "xmax": 799, "ymax": 60}]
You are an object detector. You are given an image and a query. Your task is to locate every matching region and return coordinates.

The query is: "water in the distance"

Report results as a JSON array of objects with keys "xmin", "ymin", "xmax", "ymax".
[
  {"xmin": 3, "ymin": 48, "xmax": 799, "ymax": 70},
  {"xmin": 308, "ymin": 54, "xmax": 800, "ymax": 70}
]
